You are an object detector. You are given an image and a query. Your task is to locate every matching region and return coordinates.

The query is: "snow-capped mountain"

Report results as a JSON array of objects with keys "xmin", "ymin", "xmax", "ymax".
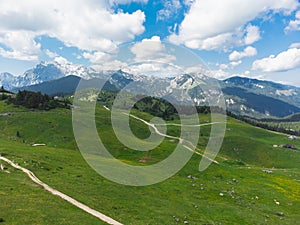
[
  {"xmin": 16, "ymin": 62, "xmax": 65, "ymax": 87},
  {"xmin": 222, "ymin": 76, "xmax": 300, "ymax": 117},
  {"xmin": 0, "ymin": 60, "xmax": 97, "ymax": 89},
  {"xmin": 0, "ymin": 72, "xmax": 16, "ymax": 90},
  {"xmin": 2, "ymin": 61, "xmax": 300, "ymax": 118},
  {"xmin": 55, "ymin": 61, "xmax": 97, "ymax": 80},
  {"xmin": 223, "ymin": 76, "xmax": 300, "ymax": 107}
]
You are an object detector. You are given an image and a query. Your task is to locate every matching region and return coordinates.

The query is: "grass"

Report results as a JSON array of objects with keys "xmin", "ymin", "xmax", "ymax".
[
  {"xmin": 0, "ymin": 100, "xmax": 300, "ymax": 224},
  {"xmin": 0, "ymin": 165, "xmax": 105, "ymax": 225}
]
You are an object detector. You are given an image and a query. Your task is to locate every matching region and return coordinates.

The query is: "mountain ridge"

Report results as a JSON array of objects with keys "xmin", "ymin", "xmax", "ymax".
[
  {"xmin": 2, "ymin": 62, "xmax": 300, "ymax": 118},
  {"xmin": 12, "ymin": 74, "xmax": 300, "ymax": 119}
]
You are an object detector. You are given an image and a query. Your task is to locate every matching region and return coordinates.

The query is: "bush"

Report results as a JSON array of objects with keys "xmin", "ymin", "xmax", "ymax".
[{"xmin": 7, "ymin": 90, "xmax": 70, "ymax": 110}]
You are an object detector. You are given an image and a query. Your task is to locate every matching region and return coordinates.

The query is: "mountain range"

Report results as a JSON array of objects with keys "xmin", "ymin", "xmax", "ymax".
[{"xmin": 1, "ymin": 61, "xmax": 300, "ymax": 118}]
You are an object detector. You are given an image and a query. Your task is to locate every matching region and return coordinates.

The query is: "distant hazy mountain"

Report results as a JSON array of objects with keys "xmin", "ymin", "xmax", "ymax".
[
  {"xmin": 224, "ymin": 77, "xmax": 300, "ymax": 107},
  {"xmin": 2, "ymin": 61, "xmax": 300, "ymax": 118},
  {"xmin": 14, "ymin": 71, "xmax": 133, "ymax": 96},
  {"xmin": 222, "ymin": 77, "xmax": 300, "ymax": 117},
  {"xmin": 0, "ymin": 72, "xmax": 16, "ymax": 90},
  {"xmin": 15, "ymin": 75, "xmax": 82, "ymax": 96},
  {"xmin": 14, "ymin": 73, "xmax": 300, "ymax": 118},
  {"xmin": 0, "ymin": 61, "xmax": 97, "ymax": 90}
]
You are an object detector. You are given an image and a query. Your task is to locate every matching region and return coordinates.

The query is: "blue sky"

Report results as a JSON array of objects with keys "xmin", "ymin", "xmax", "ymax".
[{"xmin": 0, "ymin": 0, "xmax": 300, "ymax": 86}]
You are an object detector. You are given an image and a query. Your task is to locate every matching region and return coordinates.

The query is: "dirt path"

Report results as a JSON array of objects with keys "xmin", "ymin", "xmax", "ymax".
[
  {"xmin": 125, "ymin": 113, "xmax": 184, "ymax": 143},
  {"xmin": 154, "ymin": 122, "xmax": 225, "ymax": 127},
  {"xmin": 0, "ymin": 156, "xmax": 123, "ymax": 225},
  {"xmin": 103, "ymin": 106, "xmax": 110, "ymax": 111},
  {"xmin": 125, "ymin": 113, "xmax": 221, "ymax": 164}
]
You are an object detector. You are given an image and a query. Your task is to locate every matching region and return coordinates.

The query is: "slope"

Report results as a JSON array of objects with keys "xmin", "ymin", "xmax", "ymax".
[{"xmin": 0, "ymin": 100, "xmax": 299, "ymax": 224}]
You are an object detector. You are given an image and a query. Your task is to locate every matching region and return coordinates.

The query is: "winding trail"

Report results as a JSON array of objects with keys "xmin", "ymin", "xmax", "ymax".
[
  {"xmin": 0, "ymin": 156, "xmax": 123, "ymax": 225},
  {"xmin": 154, "ymin": 122, "xmax": 225, "ymax": 127},
  {"xmin": 103, "ymin": 106, "xmax": 110, "ymax": 111},
  {"xmin": 124, "ymin": 113, "xmax": 222, "ymax": 164},
  {"xmin": 126, "ymin": 113, "xmax": 184, "ymax": 143}
]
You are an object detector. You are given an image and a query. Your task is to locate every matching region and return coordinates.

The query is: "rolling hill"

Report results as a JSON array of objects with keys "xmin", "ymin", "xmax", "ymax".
[{"xmin": 0, "ymin": 99, "xmax": 299, "ymax": 224}]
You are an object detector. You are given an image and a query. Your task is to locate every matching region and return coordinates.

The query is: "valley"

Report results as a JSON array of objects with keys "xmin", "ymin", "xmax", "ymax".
[{"xmin": 0, "ymin": 99, "xmax": 300, "ymax": 224}]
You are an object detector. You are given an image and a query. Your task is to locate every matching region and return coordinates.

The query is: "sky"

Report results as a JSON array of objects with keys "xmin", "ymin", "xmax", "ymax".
[{"xmin": 0, "ymin": 0, "xmax": 300, "ymax": 86}]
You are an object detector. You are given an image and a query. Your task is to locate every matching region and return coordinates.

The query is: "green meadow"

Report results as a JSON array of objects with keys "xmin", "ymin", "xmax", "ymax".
[{"xmin": 0, "ymin": 100, "xmax": 300, "ymax": 224}]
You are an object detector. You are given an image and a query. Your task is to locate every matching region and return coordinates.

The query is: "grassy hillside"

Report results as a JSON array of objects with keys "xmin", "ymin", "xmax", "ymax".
[{"xmin": 0, "ymin": 100, "xmax": 300, "ymax": 224}]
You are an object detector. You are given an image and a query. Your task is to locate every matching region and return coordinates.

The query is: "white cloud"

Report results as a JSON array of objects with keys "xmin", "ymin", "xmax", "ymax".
[
  {"xmin": 183, "ymin": 64, "xmax": 207, "ymax": 74},
  {"xmin": 252, "ymin": 48, "xmax": 300, "ymax": 72},
  {"xmin": 128, "ymin": 62, "xmax": 182, "ymax": 77},
  {"xmin": 219, "ymin": 64, "xmax": 229, "ymax": 70},
  {"xmin": 0, "ymin": 48, "xmax": 38, "ymax": 61},
  {"xmin": 53, "ymin": 56, "xmax": 70, "ymax": 65},
  {"xmin": 131, "ymin": 36, "xmax": 176, "ymax": 63},
  {"xmin": 229, "ymin": 46, "xmax": 257, "ymax": 61},
  {"xmin": 45, "ymin": 49, "xmax": 58, "ymax": 58},
  {"xmin": 285, "ymin": 10, "xmax": 300, "ymax": 32},
  {"xmin": 0, "ymin": 31, "xmax": 41, "ymax": 61},
  {"xmin": 169, "ymin": 0, "xmax": 299, "ymax": 50},
  {"xmin": 157, "ymin": 0, "xmax": 182, "ymax": 21},
  {"xmin": 83, "ymin": 51, "xmax": 112, "ymax": 64},
  {"xmin": 230, "ymin": 60, "xmax": 242, "ymax": 67},
  {"xmin": 244, "ymin": 25, "xmax": 261, "ymax": 45},
  {"xmin": 181, "ymin": 32, "xmax": 234, "ymax": 51},
  {"xmin": 91, "ymin": 60, "xmax": 128, "ymax": 72},
  {"xmin": 206, "ymin": 69, "xmax": 231, "ymax": 79},
  {"xmin": 290, "ymin": 42, "xmax": 300, "ymax": 48},
  {"xmin": 128, "ymin": 36, "xmax": 180, "ymax": 77},
  {"xmin": 85, "ymin": 36, "xmax": 181, "ymax": 76},
  {"xmin": 0, "ymin": 0, "xmax": 146, "ymax": 61},
  {"xmin": 84, "ymin": 36, "xmax": 181, "ymax": 76},
  {"xmin": 217, "ymin": 60, "xmax": 241, "ymax": 70}
]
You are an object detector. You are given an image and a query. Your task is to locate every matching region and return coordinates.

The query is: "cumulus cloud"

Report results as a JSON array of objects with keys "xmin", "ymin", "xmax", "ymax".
[
  {"xmin": 245, "ymin": 70, "xmax": 251, "ymax": 75},
  {"xmin": 244, "ymin": 25, "xmax": 261, "ymax": 45},
  {"xmin": 128, "ymin": 36, "xmax": 181, "ymax": 76},
  {"xmin": 169, "ymin": 0, "xmax": 299, "ymax": 50},
  {"xmin": 0, "ymin": 31, "xmax": 41, "ymax": 61},
  {"xmin": 217, "ymin": 60, "xmax": 241, "ymax": 70},
  {"xmin": 285, "ymin": 10, "xmax": 300, "ymax": 32},
  {"xmin": 252, "ymin": 48, "xmax": 300, "ymax": 72},
  {"xmin": 157, "ymin": 0, "xmax": 182, "ymax": 21},
  {"xmin": 85, "ymin": 36, "xmax": 189, "ymax": 77},
  {"xmin": 230, "ymin": 60, "xmax": 242, "ymax": 67},
  {"xmin": 53, "ymin": 56, "xmax": 70, "ymax": 65},
  {"xmin": 181, "ymin": 32, "xmax": 234, "ymax": 51},
  {"xmin": 218, "ymin": 64, "xmax": 229, "ymax": 70},
  {"xmin": 83, "ymin": 51, "xmax": 112, "ymax": 64},
  {"xmin": 0, "ymin": 0, "xmax": 146, "ymax": 61},
  {"xmin": 128, "ymin": 62, "xmax": 183, "ymax": 77},
  {"xmin": 85, "ymin": 36, "xmax": 182, "ymax": 77},
  {"xmin": 206, "ymin": 69, "xmax": 231, "ymax": 79},
  {"xmin": 131, "ymin": 36, "xmax": 176, "ymax": 63},
  {"xmin": 229, "ymin": 46, "xmax": 257, "ymax": 61},
  {"xmin": 92, "ymin": 60, "xmax": 128, "ymax": 72}
]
